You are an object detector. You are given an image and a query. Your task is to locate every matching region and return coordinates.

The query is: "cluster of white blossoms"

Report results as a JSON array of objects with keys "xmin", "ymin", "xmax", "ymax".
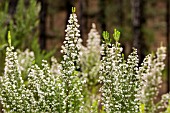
[
  {"xmin": 0, "ymin": 45, "xmax": 28, "ymax": 112},
  {"xmin": 80, "ymin": 23, "xmax": 101, "ymax": 85},
  {"xmin": 80, "ymin": 23, "xmax": 101, "ymax": 112},
  {"xmin": 138, "ymin": 46, "xmax": 169, "ymax": 112},
  {"xmin": 17, "ymin": 49, "xmax": 35, "ymax": 78},
  {"xmin": 0, "ymin": 9, "xmax": 84, "ymax": 112},
  {"xmin": 50, "ymin": 56, "xmax": 61, "ymax": 77},
  {"xmin": 27, "ymin": 60, "xmax": 62, "ymax": 112},
  {"xmin": 99, "ymin": 30, "xmax": 140, "ymax": 113},
  {"xmin": 60, "ymin": 8, "xmax": 84, "ymax": 113}
]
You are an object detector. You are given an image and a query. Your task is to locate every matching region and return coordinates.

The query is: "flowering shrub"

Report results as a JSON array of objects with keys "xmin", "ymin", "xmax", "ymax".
[
  {"xmin": 138, "ymin": 46, "xmax": 169, "ymax": 112},
  {"xmin": 99, "ymin": 30, "xmax": 169, "ymax": 113},
  {"xmin": 0, "ymin": 8, "xmax": 169, "ymax": 113},
  {"xmin": 59, "ymin": 7, "xmax": 84, "ymax": 113},
  {"xmin": 99, "ymin": 30, "xmax": 140, "ymax": 113},
  {"xmin": 17, "ymin": 49, "xmax": 35, "ymax": 79},
  {"xmin": 80, "ymin": 23, "xmax": 101, "ymax": 112}
]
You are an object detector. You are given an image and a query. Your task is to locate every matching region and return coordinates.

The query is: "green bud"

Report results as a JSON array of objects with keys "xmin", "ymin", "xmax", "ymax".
[
  {"xmin": 72, "ymin": 7, "xmax": 76, "ymax": 13},
  {"xmin": 113, "ymin": 29, "xmax": 120, "ymax": 42},
  {"xmin": 32, "ymin": 60, "xmax": 35, "ymax": 65},
  {"xmin": 139, "ymin": 103, "xmax": 145, "ymax": 113},
  {"xmin": 102, "ymin": 31, "xmax": 111, "ymax": 44},
  {"xmin": 8, "ymin": 31, "xmax": 11, "ymax": 47}
]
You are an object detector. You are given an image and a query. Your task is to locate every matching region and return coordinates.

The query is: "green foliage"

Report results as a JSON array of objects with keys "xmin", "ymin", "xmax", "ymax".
[
  {"xmin": 140, "ymin": 103, "xmax": 145, "ymax": 113},
  {"xmin": 8, "ymin": 0, "xmax": 40, "ymax": 49},
  {"xmin": 31, "ymin": 37, "xmax": 56, "ymax": 66},
  {"xmin": 165, "ymin": 100, "xmax": 170, "ymax": 113},
  {"xmin": 7, "ymin": 31, "xmax": 11, "ymax": 47},
  {"xmin": 0, "ymin": 0, "xmax": 55, "ymax": 76},
  {"xmin": 0, "ymin": 2, "xmax": 9, "ymax": 75}
]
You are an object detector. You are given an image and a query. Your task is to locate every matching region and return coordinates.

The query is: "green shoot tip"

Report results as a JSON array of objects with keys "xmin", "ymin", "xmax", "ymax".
[
  {"xmin": 8, "ymin": 31, "xmax": 11, "ymax": 47},
  {"xmin": 113, "ymin": 29, "xmax": 120, "ymax": 42},
  {"xmin": 72, "ymin": 7, "xmax": 76, "ymax": 13},
  {"xmin": 32, "ymin": 60, "xmax": 35, "ymax": 65},
  {"xmin": 102, "ymin": 31, "xmax": 111, "ymax": 44}
]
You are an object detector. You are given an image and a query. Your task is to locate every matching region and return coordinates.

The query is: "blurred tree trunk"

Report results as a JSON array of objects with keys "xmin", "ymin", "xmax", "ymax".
[
  {"xmin": 65, "ymin": 0, "xmax": 73, "ymax": 28},
  {"xmin": 79, "ymin": 0, "xmax": 83, "ymax": 38},
  {"xmin": 8, "ymin": 0, "xmax": 18, "ymax": 16},
  {"xmin": 38, "ymin": 0, "xmax": 47, "ymax": 50},
  {"xmin": 79, "ymin": 0, "xmax": 88, "ymax": 41},
  {"xmin": 84, "ymin": 0, "xmax": 88, "ymax": 34},
  {"xmin": 118, "ymin": 0, "xmax": 124, "ymax": 27},
  {"xmin": 99, "ymin": 0, "xmax": 106, "ymax": 32},
  {"xmin": 118, "ymin": 0, "xmax": 126, "ymax": 54},
  {"xmin": 132, "ymin": 0, "xmax": 146, "ymax": 64},
  {"xmin": 167, "ymin": 0, "xmax": 170, "ymax": 92},
  {"xmin": 5, "ymin": 0, "xmax": 19, "ymax": 41}
]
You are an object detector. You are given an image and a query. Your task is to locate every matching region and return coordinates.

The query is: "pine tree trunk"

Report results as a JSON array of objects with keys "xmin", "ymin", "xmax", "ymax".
[
  {"xmin": 79, "ymin": 0, "xmax": 88, "ymax": 42},
  {"xmin": 99, "ymin": 0, "xmax": 106, "ymax": 31},
  {"xmin": 84, "ymin": 0, "xmax": 88, "ymax": 33},
  {"xmin": 132, "ymin": 0, "xmax": 146, "ymax": 64},
  {"xmin": 79, "ymin": 0, "xmax": 83, "ymax": 38},
  {"xmin": 118, "ymin": 0, "xmax": 126, "ymax": 54},
  {"xmin": 167, "ymin": 0, "xmax": 170, "ymax": 92},
  {"xmin": 8, "ymin": 0, "xmax": 18, "ymax": 16},
  {"xmin": 65, "ymin": 0, "xmax": 73, "ymax": 28},
  {"xmin": 118, "ymin": 0, "xmax": 124, "ymax": 27},
  {"xmin": 38, "ymin": 0, "xmax": 47, "ymax": 50}
]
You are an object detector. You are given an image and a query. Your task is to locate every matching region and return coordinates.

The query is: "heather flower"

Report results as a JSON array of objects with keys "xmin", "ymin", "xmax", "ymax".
[
  {"xmin": 17, "ymin": 49, "xmax": 35, "ymax": 79},
  {"xmin": 156, "ymin": 93, "xmax": 170, "ymax": 112},
  {"xmin": 60, "ymin": 7, "xmax": 84, "ymax": 113},
  {"xmin": 80, "ymin": 23, "xmax": 101, "ymax": 85},
  {"xmin": 0, "ymin": 43, "xmax": 29, "ymax": 112},
  {"xmin": 0, "ymin": 31, "xmax": 31, "ymax": 112},
  {"xmin": 99, "ymin": 30, "xmax": 140, "ymax": 113},
  {"xmin": 50, "ymin": 56, "xmax": 61, "ymax": 78},
  {"xmin": 27, "ymin": 60, "xmax": 63, "ymax": 112},
  {"xmin": 80, "ymin": 23, "xmax": 101, "ymax": 112},
  {"xmin": 138, "ymin": 46, "xmax": 167, "ymax": 112}
]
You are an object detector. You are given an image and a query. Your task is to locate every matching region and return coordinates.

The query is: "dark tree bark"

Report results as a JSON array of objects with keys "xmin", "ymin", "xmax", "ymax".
[
  {"xmin": 79, "ymin": 0, "xmax": 88, "ymax": 42},
  {"xmin": 38, "ymin": 0, "xmax": 47, "ymax": 50},
  {"xmin": 79, "ymin": 0, "xmax": 83, "ymax": 38},
  {"xmin": 118, "ymin": 0, "xmax": 124, "ymax": 27},
  {"xmin": 65, "ymin": 0, "xmax": 73, "ymax": 28},
  {"xmin": 8, "ymin": 0, "xmax": 19, "ymax": 16},
  {"xmin": 131, "ymin": 0, "xmax": 146, "ymax": 64},
  {"xmin": 84, "ymin": 0, "xmax": 88, "ymax": 32},
  {"xmin": 5, "ymin": 0, "xmax": 19, "ymax": 41},
  {"xmin": 99, "ymin": 0, "xmax": 106, "ymax": 32},
  {"xmin": 118, "ymin": 0, "xmax": 126, "ymax": 54},
  {"xmin": 167, "ymin": 0, "xmax": 170, "ymax": 92}
]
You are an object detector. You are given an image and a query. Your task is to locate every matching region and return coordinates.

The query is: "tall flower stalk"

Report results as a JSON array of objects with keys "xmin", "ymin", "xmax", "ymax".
[
  {"xmin": 0, "ymin": 32, "xmax": 29, "ymax": 112},
  {"xmin": 99, "ymin": 30, "xmax": 140, "ymax": 113},
  {"xmin": 27, "ymin": 60, "xmax": 61, "ymax": 112},
  {"xmin": 60, "ymin": 7, "xmax": 84, "ymax": 113},
  {"xmin": 138, "ymin": 46, "xmax": 168, "ymax": 112},
  {"xmin": 80, "ymin": 23, "xmax": 101, "ymax": 86},
  {"xmin": 80, "ymin": 23, "xmax": 101, "ymax": 112}
]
